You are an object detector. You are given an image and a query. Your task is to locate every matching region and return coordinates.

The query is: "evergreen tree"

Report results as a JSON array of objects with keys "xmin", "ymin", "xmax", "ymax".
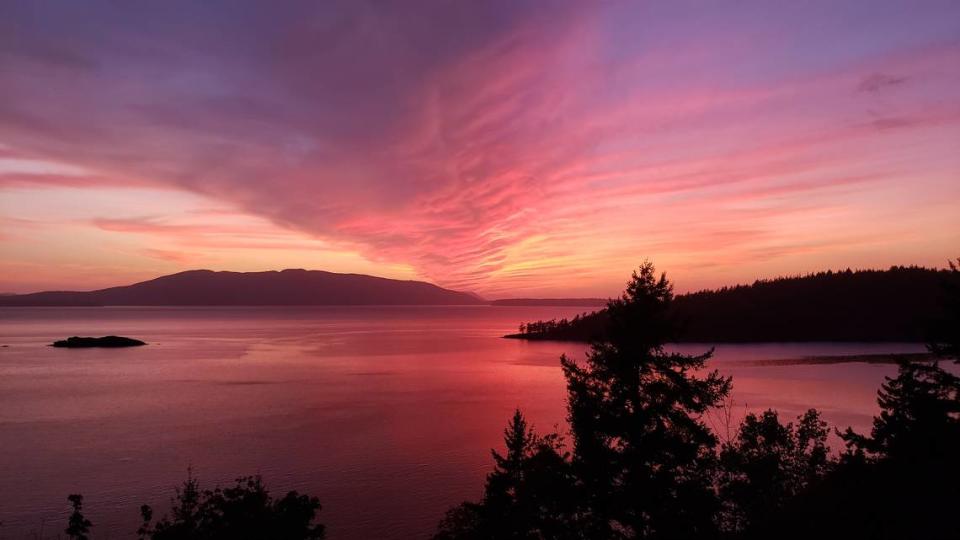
[
  {"xmin": 718, "ymin": 409, "xmax": 830, "ymax": 533},
  {"xmin": 138, "ymin": 472, "xmax": 325, "ymax": 540},
  {"xmin": 758, "ymin": 360, "xmax": 960, "ymax": 540},
  {"xmin": 561, "ymin": 262, "xmax": 731, "ymax": 539},
  {"xmin": 841, "ymin": 360, "xmax": 960, "ymax": 462},
  {"xmin": 65, "ymin": 494, "xmax": 92, "ymax": 540},
  {"xmin": 434, "ymin": 410, "xmax": 577, "ymax": 539}
]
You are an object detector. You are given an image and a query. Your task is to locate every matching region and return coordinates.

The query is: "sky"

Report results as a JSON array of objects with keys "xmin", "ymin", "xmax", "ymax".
[{"xmin": 1, "ymin": 1, "xmax": 959, "ymax": 298}]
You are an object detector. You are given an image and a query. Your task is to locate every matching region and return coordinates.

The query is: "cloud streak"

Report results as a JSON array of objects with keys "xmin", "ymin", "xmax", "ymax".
[{"xmin": 1, "ymin": 1, "xmax": 959, "ymax": 295}]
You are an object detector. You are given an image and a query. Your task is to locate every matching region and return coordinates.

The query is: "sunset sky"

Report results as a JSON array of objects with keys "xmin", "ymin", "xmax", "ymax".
[{"xmin": 1, "ymin": 1, "xmax": 958, "ymax": 297}]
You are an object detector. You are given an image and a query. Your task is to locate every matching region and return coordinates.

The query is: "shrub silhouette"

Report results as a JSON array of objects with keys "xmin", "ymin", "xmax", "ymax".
[
  {"xmin": 717, "ymin": 409, "xmax": 830, "ymax": 534},
  {"xmin": 742, "ymin": 359, "xmax": 960, "ymax": 540},
  {"xmin": 136, "ymin": 472, "xmax": 325, "ymax": 540},
  {"xmin": 65, "ymin": 494, "xmax": 93, "ymax": 540}
]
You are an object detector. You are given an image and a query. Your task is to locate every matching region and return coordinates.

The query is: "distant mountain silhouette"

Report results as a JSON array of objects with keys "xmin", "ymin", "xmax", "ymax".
[
  {"xmin": 0, "ymin": 269, "xmax": 486, "ymax": 306},
  {"xmin": 508, "ymin": 266, "xmax": 959, "ymax": 343},
  {"xmin": 490, "ymin": 298, "xmax": 608, "ymax": 307}
]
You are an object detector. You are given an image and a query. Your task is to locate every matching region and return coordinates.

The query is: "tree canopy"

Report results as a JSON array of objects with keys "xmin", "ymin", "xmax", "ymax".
[{"xmin": 440, "ymin": 260, "xmax": 960, "ymax": 540}]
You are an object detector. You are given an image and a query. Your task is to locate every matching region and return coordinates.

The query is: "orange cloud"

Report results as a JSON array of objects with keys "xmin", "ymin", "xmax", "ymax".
[{"xmin": 1, "ymin": 3, "xmax": 959, "ymax": 295}]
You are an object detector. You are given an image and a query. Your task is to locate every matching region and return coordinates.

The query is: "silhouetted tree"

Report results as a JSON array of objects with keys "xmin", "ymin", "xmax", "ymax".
[
  {"xmin": 841, "ymin": 360, "xmax": 960, "ymax": 462},
  {"xmin": 717, "ymin": 409, "xmax": 830, "ymax": 534},
  {"xmin": 434, "ymin": 503, "xmax": 486, "ymax": 540},
  {"xmin": 137, "ymin": 472, "xmax": 325, "ymax": 540},
  {"xmin": 750, "ymin": 267, "xmax": 960, "ymax": 539},
  {"xmin": 65, "ymin": 494, "xmax": 92, "ymax": 540},
  {"xmin": 434, "ymin": 410, "xmax": 578, "ymax": 539},
  {"xmin": 450, "ymin": 261, "xmax": 960, "ymax": 539},
  {"xmin": 753, "ymin": 360, "xmax": 960, "ymax": 540},
  {"xmin": 561, "ymin": 262, "xmax": 731, "ymax": 539},
  {"xmin": 138, "ymin": 504, "xmax": 154, "ymax": 540}
]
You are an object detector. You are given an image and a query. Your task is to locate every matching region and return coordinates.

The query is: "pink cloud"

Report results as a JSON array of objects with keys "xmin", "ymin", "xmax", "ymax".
[
  {"xmin": 1, "ymin": 3, "xmax": 959, "ymax": 295},
  {"xmin": 140, "ymin": 248, "xmax": 200, "ymax": 264}
]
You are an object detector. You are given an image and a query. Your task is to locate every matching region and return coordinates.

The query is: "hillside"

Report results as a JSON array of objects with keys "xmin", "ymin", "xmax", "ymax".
[
  {"xmin": 0, "ymin": 269, "xmax": 485, "ymax": 306},
  {"xmin": 507, "ymin": 266, "xmax": 958, "ymax": 343}
]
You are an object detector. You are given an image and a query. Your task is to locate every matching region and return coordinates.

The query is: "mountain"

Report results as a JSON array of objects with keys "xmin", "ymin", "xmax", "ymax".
[
  {"xmin": 490, "ymin": 298, "xmax": 608, "ymax": 307},
  {"xmin": 0, "ymin": 269, "xmax": 486, "ymax": 306},
  {"xmin": 507, "ymin": 266, "xmax": 958, "ymax": 343}
]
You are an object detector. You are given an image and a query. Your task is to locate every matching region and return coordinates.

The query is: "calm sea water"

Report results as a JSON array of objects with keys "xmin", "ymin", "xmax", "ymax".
[{"xmin": 0, "ymin": 307, "xmax": 926, "ymax": 539}]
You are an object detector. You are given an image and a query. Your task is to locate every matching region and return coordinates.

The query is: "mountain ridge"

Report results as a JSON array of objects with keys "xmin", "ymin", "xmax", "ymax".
[{"xmin": 0, "ymin": 268, "xmax": 486, "ymax": 306}]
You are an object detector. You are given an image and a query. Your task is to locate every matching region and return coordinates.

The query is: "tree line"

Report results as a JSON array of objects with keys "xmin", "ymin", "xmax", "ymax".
[
  {"xmin": 510, "ymin": 265, "xmax": 959, "ymax": 343},
  {"xmin": 439, "ymin": 261, "xmax": 960, "ymax": 539},
  {"xmin": 60, "ymin": 473, "xmax": 325, "ymax": 540}
]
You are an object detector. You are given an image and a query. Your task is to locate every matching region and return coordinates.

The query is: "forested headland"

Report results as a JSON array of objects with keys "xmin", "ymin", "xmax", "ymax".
[{"xmin": 508, "ymin": 265, "xmax": 958, "ymax": 343}]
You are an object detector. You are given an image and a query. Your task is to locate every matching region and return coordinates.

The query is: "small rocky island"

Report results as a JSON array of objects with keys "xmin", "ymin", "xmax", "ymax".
[{"xmin": 51, "ymin": 336, "xmax": 147, "ymax": 348}]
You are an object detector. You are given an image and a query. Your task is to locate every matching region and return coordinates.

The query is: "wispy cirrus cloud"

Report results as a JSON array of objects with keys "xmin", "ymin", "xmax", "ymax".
[{"xmin": 1, "ymin": 1, "xmax": 959, "ymax": 295}]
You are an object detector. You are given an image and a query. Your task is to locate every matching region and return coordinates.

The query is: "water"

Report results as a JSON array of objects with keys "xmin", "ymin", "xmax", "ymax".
[{"xmin": 0, "ymin": 307, "xmax": 926, "ymax": 539}]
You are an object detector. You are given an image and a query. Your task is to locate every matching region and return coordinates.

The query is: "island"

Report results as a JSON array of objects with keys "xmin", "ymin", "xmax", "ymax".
[
  {"xmin": 0, "ymin": 269, "xmax": 485, "ymax": 307},
  {"xmin": 51, "ymin": 336, "xmax": 147, "ymax": 348}
]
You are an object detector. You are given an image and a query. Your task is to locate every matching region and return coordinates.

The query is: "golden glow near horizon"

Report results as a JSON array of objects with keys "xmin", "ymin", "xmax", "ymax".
[
  {"xmin": 0, "ymin": 185, "xmax": 420, "ymax": 293},
  {"xmin": 1, "ymin": 3, "xmax": 959, "ymax": 296}
]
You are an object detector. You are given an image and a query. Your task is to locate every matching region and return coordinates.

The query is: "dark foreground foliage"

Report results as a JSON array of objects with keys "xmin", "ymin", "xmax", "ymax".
[
  {"xmin": 65, "ymin": 473, "xmax": 324, "ymax": 540},
  {"xmin": 746, "ymin": 357, "xmax": 960, "ymax": 540},
  {"xmin": 434, "ymin": 410, "xmax": 577, "ymax": 540},
  {"xmin": 66, "ymin": 494, "xmax": 93, "ymax": 540},
  {"xmin": 441, "ymin": 261, "xmax": 960, "ymax": 539},
  {"xmin": 717, "ymin": 409, "xmax": 830, "ymax": 534}
]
